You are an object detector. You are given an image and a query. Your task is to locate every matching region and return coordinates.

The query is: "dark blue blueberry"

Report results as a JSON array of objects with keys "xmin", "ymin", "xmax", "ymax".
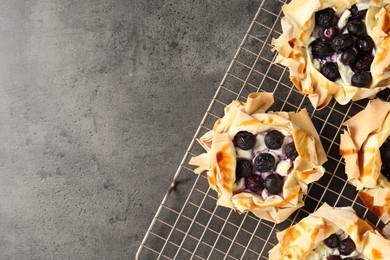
[
  {"xmin": 327, "ymin": 256, "xmax": 341, "ymax": 260},
  {"xmin": 350, "ymin": 4, "xmax": 359, "ymax": 18},
  {"xmin": 351, "ymin": 71, "xmax": 372, "ymax": 87},
  {"xmin": 332, "ymin": 34, "xmax": 354, "ymax": 53},
  {"xmin": 356, "ymin": 36, "xmax": 374, "ymax": 53},
  {"xmin": 352, "ymin": 54, "xmax": 373, "ymax": 72},
  {"xmin": 324, "ymin": 234, "xmax": 340, "ymax": 248},
  {"xmin": 350, "ymin": 5, "xmax": 367, "ymax": 20},
  {"xmin": 245, "ymin": 175, "xmax": 264, "ymax": 194},
  {"xmin": 285, "ymin": 143, "xmax": 298, "ymax": 160},
  {"xmin": 340, "ymin": 48, "xmax": 358, "ymax": 65},
  {"xmin": 311, "ymin": 41, "xmax": 333, "ymax": 58},
  {"xmin": 265, "ymin": 130, "xmax": 285, "ymax": 149},
  {"xmin": 339, "ymin": 237, "xmax": 356, "ymax": 255},
  {"xmin": 347, "ymin": 19, "xmax": 366, "ymax": 36},
  {"xmin": 233, "ymin": 131, "xmax": 256, "ymax": 150},
  {"xmin": 236, "ymin": 159, "xmax": 253, "ymax": 180},
  {"xmin": 315, "ymin": 8, "xmax": 336, "ymax": 28},
  {"xmin": 255, "ymin": 153, "xmax": 275, "ymax": 172},
  {"xmin": 320, "ymin": 62, "xmax": 340, "ymax": 81},
  {"xmin": 264, "ymin": 174, "xmax": 283, "ymax": 195},
  {"xmin": 322, "ymin": 27, "xmax": 339, "ymax": 41}
]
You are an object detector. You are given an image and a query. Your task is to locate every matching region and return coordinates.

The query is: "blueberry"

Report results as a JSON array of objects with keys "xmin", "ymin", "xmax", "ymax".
[
  {"xmin": 332, "ymin": 34, "xmax": 354, "ymax": 53},
  {"xmin": 264, "ymin": 174, "xmax": 284, "ymax": 195},
  {"xmin": 322, "ymin": 27, "xmax": 339, "ymax": 41},
  {"xmin": 245, "ymin": 175, "xmax": 264, "ymax": 193},
  {"xmin": 236, "ymin": 159, "xmax": 253, "ymax": 180},
  {"xmin": 352, "ymin": 54, "xmax": 373, "ymax": 72},
  {"xmin": 285, "ymin": 143, "xmax": 298, "ymax": 160},
  {"xmin": 339, "ymin": 237, "xmax": 356, "ymax": 255},
  {"xmin": 347, "ymin": 20, "xmax": 366, "ymax": 36},
  {"xmin": 265, "ymin": 130, "xmax": 285, "ymax": 149},
  {"xmin": 350, "ymin": 5, "xmax": 368, "ymax": 20},
  {"xmin": 340, "ymin": 48, "xmax": 358, "ymax": 65},
  {"xmin": 233, "ymin": 131, "xmax": 256, "ymax": 150},
  {"xmin": 327, "ymin": 256, "xmax": 341, "ymax": 260},
  {"xmin": 351, "ymin": 71, "xmax": 372, "ymax": 87},
  {"xmin": 356, "ymin": 36, "xmax": 375, "ymax": 53},
  {"xmin": 350, "ymin": 5, "xmax": 359, "ymax": 17},
  {"xmin": 311, "ymin": 41, "xmax": 334, "ymax": 58},
  {"xmin": 255, "ymin": 153, "xmax": 275, "ymax": 172},
  {"xmin": 315, "ymin": 8, "xmax": 336, "ymax": 28},
  {"xmin": 324, "ymin": 234, "xmax": 340, "ymax": 248},
  {"xmin": 320, "ymin": 62, "xmax": 340, "ymax": 81}
]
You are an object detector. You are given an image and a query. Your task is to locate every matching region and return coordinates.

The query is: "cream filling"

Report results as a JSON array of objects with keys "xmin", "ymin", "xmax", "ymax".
[
  {"xmin": 276, "ymin": 159, "xmax": 292, "ymax": 176},
  {"xmin": 337, "ymin": 10, "xmax": 351, "ymax": 28},
  {"xmin": 253, "ymin": 133, "xmax": 267, "ymax": 153},
  {"xmin": 337, "ymin": 58, "xmax": 354, "ymax": 85},
  {"xmin": 235, "ymin": 148, "xmax": 252, "ymax": 159}
]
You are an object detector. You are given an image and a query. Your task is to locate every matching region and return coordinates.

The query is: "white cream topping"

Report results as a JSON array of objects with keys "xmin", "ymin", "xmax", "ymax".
[
  {"xmin": 337, "ymin": 58, "xmax": 354, "ymax": 85},
  {"xmin": 261, "ymin": 189, "xmax": 269, "ymax": 200},
  {"xmin": 305, "ymin": 242, "xmax": 334, "ymax": 260},
  {"xmin": 235, "ymin": 148, "xmax": 252, "ymax": 159},
  {"xmin": 338, "ymin": 10, "xmax": 351, "ymax": 28},
  {"xmin": 313, "ymin": 58, "xmax": 321, "ymax": 70},
  {"xmin": 276, "ymin": 159, "xmax": 292, "ymax": 176},
  {"xmin": 253, "ymin": 134, "xmax": 267, "ymax": 153}
]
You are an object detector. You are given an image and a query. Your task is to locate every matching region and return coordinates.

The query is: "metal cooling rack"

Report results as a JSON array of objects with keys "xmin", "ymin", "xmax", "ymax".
[{"xmin": 136, "ymin": 0, "xmax": 390, "ymax": 259}]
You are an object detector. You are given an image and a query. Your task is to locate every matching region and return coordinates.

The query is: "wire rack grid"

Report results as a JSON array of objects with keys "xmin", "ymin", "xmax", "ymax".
[{"xmin": 136, "ymin": 0, "xmax": 390, "ymax": 259}]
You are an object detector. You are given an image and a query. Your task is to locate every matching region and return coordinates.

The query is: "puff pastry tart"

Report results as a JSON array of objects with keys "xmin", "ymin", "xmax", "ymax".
[
  {"xmin": 272, "ymin": 0, "xmax": 390, "ymax": 109},
  {"xmin": 269, "ymin": 203, "xmax": 390, "ymax": 260},
  {"xmin": 189, "ymin": 92, "xmax": 327, "ymax": 223},
  {"xmin": 340, "ymin": 99, "xmax": 390, "ymax": 223}
]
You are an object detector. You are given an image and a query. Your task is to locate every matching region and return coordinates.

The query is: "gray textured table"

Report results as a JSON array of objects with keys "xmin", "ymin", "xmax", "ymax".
[{"xmin": 0, "ymin": 0, "xmax": 259, "ymax": 259}]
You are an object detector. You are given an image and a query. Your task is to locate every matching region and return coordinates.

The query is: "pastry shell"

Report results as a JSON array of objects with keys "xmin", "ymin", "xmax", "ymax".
[
  {"xmin": 189, "ymin": 92, "xmax": 327, "ymax": 223},
  {"xmin": 269, "ymin": 203, "xmax": 390, "ymax": 260},
  {"xmin": 272, "ymin": 0, "xmax": 390, "ymax": 109},
  {"xmin": 340, "ymin": 98, "xmax": 390, "ymax": 223}
]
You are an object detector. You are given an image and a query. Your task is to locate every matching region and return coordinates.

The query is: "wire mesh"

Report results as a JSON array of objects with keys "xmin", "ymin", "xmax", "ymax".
[{"xmin": 136, "ymin": 0, "xmax": 390, "ymax": 259}]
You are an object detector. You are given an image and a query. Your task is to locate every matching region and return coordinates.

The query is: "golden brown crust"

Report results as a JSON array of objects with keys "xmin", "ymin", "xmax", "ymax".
[
  {"xmin": 273, "ymin": 0, "xmax": 390, "ymax": 109},
  {"xmin": 269, "ymin": 204, "xmax": 390, "ymax": 260},
  {"xmin": 189, "ymin": 92, "xmax": 326, "ymax": 223},
  {"xmin": 340, "ymin": 98, "xmax": 390, "ymax": 223}
]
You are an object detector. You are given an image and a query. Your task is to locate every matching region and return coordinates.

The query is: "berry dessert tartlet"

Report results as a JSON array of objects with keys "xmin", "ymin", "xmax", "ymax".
[
  {"xmin": 269, "ymin": 204, "xmax": 390, "ymax": 260},
  {"xmin": 189, "ymin": 92, "xmax": 327, "ymax": 223},
  {"xmin": 272, "ymin": 0, "xmax": 390, "ymax": 109},
  {"xmin": 340, "ymin": 99, "xmax": 390, "ymax": 223}
]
